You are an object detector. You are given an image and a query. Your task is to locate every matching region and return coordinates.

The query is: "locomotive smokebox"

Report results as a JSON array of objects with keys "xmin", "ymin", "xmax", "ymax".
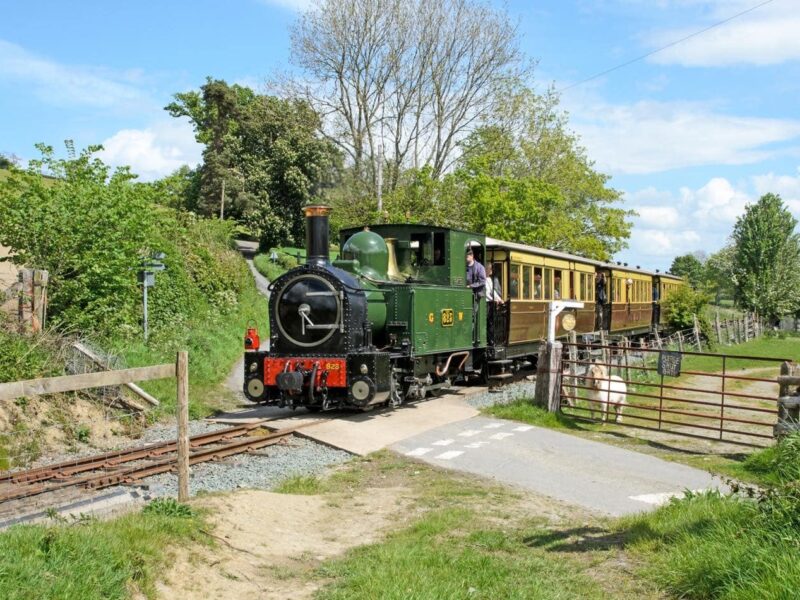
[{"xmin": 303, "ymin": 205, "xmax": 332, "ymax": 265}]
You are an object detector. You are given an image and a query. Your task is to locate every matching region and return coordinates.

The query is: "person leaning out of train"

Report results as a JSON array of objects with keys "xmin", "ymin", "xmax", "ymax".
[
  {"xmin": 485, "ymin": 264, "xmax": 503, "ymax": 305},
  {"xmin": 465, "ymin": 250, "xmax": 486, "ymax": 297}
]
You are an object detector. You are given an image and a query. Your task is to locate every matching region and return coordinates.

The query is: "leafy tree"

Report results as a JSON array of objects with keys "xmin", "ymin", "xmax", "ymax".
[
  {"xmin": 662, "ymin": 285, "xmax": 710, "ymax": 330},
  {"xmin": 0, "ymin": 154, "xmax": 13, "ymax": 169},
  {"xmin": 166, "ymin": 79, "xmax": 340, "ymax": 249},
  {"xmin": 703, "ymin": 245, "xmax": 735, "ymax": 304},
  {"xmin": 456, "ymin": 84, "xmax": 631, "ymax": 260},
  {"xmin": 0, "ymin": 144, "xmax": 247, "ymax": 337},
  {"xmin": 669, "ymin": 254, "xmax": 705, "ymax": 289},
  {"xmin": 732, "ymin": 193, "xmax": 800, "ymax": 320}
]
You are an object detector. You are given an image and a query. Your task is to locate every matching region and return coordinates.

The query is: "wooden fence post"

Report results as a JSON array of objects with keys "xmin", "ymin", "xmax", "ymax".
[
  {"xmin": 744, "ymin": 314, "xmax": 751, "ymax": 342},
  {"xmin": 599, "ymin": 330, "xmax": 609, "ymax": 366},
  {"xmin": 692, "ymin": 315, "xmax": 702, "ymax": 351},
  {"xmin": 622, "ymin": 337, "xmax": 630, "ymax": 381},
  {"xmin": 176, "ymin": 351, "xmax": 190, "ymax": 502},
  {"xmin": 776, "ymin": 362, "xmax": 800, "ymax": 438},
  {"xmin": 534, "ymin": 341, "xmax": 563, "ymax": 413},
  {"xmin": 566, "ymin": 331, "xmax": 578, "ymax": 406},
  {"xmin": 714, "ymin": 311, "xmax": 722, "ymax": 345},
  {"xmin": 654, "ymin": 328, "xmax": 662, "ymax": 350},
  {"xmin": 677, "ymin": 331, "xmax": 684, "ymax": 352}
]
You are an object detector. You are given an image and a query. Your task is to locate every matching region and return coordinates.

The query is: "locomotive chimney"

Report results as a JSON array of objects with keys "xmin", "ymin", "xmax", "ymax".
[{"xmin": 303, "ymin": 205, "xmax": 332, "ymax": 265}]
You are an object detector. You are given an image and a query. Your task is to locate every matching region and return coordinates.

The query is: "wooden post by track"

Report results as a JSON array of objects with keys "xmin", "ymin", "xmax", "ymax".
[
  {"xmin": 534, "ymin": 341, "xmax": 563, "ymax": 413},
  {"xmin": 714, "ymin": 310, "xmax": 722, "ymax": 345},
  {"xmin": 622, "ymin": 337, "xmax": 630, "ymax": 381},
  {"xmin": 566, "ymin": 331, "xmax": 578, "ymax": 407},
  {"xmin": 176, "ymin": 351, "xmax": 190, "ymax": 502},
  {"xmin": 599, "ymin": 330, "xmax": 609, "ymax": 366},
  {"xmin": 776, "ymin": 362, "xmax": 800, "ymax": 438},
  {"xmin": 744, "ymin": 314, "xmax": 751, "ymax": 342},
  {"xmin": 654, "ymin": 328, "xmax": 662, "ymax": 350},
  {"xmin": 677, "ymin": 331, "xmax": 684, "ymax": 352}
]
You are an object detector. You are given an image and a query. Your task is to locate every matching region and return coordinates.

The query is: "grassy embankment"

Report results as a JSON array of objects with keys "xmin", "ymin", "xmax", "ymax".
[
  {"xmin": 252, "ymin": 246, "xmax": 340, "ymax": 282},
  {"xmin": 0, "ymin": 498, "xmax": 205, "ymax": 600},
  {"xmin": 618, "ymin": 432, "xmax": 800, "ymax": 599}
]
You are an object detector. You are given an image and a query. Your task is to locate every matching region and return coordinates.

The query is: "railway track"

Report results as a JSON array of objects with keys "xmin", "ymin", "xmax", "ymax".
[{"xmin": 0, "ymin": 420, "xmax": 301, "ymax": 504}]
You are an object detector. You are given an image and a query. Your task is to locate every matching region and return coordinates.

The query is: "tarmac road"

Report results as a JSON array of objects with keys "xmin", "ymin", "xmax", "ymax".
[{"xmin": 391, "ymin": 415, "xmax": 725, "ymax": 516}]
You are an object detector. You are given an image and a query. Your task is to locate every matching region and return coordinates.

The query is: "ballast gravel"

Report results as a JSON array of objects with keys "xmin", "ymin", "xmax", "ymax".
[
  {"xmin": 465, "ymin": 380, "xmax": 537, "ymax": 410},
  {"xmin": 140, "ymin": 435, "xmax": 353, "ymax": 498}
]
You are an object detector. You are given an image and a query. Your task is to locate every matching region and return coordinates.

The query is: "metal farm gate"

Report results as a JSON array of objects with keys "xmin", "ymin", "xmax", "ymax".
[{"xmin": 560, "ymin": 342, "xmax": 788, "ymax": 447}]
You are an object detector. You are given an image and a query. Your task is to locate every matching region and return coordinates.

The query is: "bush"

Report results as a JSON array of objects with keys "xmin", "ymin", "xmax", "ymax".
[
  {"xmin": 662, "ymin": 284, "xmax": 710, "ymax": 330},
  {"xmin": 0, "ymin": 144, "xmax": 248, "ymax": 341}
]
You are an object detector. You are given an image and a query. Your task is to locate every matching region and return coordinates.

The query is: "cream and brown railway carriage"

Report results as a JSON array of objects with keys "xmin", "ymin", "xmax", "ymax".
[{"xmin": 485, "ymin": 238, "xmax": 603, "ymax": 359}]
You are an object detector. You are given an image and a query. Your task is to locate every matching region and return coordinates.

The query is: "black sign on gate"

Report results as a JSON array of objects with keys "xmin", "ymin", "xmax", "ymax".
[{"xmin": 658, "ymin": 351, "xmax": 682, "ymax": 377}]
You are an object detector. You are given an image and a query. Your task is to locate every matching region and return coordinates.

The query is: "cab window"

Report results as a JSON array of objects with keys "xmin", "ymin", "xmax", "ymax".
[
  {"xmin": 410, "ymin": 233, "xmax": 431, "ymax": 266},
  {"xmin": 433, "ymin": 232, "xmax": 446, "ymax": 265}
]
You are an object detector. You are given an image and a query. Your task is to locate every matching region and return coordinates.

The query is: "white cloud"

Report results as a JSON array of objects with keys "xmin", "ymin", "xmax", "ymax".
[
  {"xmin": 0, "ymin": 39, "xmax": 155, "ymax": 112},
  {"xmin": 645, "ymin": 1, "xmax": 800, "ymax": 67},
  {"xmin": 633, "ymin": 205, "xmax": 681, "ymax": 228},
  {"xmin": 571, "ymin": 99, "xmax": 800, "ymax": 174},
  {"xmin": 97, "ymin": 119, "xmax": 202, "ymax": 181},
  {"xmin": 258, "ymin": 0, "xmax": 314, "ymax": 11},
  {"xmin": 618, "ymin": 166, "xmax": 800, "ymax": 267}
]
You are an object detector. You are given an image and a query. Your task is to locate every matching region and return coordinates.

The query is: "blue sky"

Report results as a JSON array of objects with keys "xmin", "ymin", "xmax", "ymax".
[{"xmin": 2, "ymin": 0, "xmax": 799, "ymax": 270}]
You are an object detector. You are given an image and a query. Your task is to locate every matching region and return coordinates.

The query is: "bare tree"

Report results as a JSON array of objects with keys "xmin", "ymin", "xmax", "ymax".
[{"xmin": 289, "ymin": 0, "xmax": 521, "ymax": 198}]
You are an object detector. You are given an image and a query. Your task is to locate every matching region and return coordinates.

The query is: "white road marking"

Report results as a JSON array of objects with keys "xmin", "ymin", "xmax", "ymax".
[
  {"xmin": 483, "ymin": 423, "xmax": 504, "ymax": 429},
  {"xmin": 513, "ymin": 425, "xmax": 534, "ymax": 432},
  {"xmin": 458, "ymin": 429, "xmax": 482, "ymax": 437},
  {"xmin": 435, "ymin": 450, "xmax": 464, "ymax": 460},
  {"xmin": 489, "ymin": 432, "xmax": 514, "ymax": 440},
  {"xmin": 464, "ymin": 441, "xmax": 490, "ymax": 449},
  {"xmin": 629, "ymin": 489, "xmax": 709, "ymax": 506},
  {"xmin": 431, "ymin": 439, "xmax": 455, "ymax": 446},
  {"xmin": 405, "ymin": 447, "xmax": 433, "ymax": 457}
]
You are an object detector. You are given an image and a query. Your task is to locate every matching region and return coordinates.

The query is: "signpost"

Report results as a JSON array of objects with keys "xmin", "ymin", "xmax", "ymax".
[{"xmin": 138, "ymin": 252, "xmax": 166, "ymax": 343}]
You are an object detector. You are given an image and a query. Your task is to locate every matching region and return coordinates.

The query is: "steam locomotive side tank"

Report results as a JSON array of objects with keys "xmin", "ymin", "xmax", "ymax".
[{"xmin": 243, "ymin": 206, "xmax": 486, "ymax": 411}]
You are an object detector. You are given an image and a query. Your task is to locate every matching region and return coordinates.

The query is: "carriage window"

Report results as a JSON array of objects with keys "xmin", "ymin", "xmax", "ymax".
[
  {"xmin": 522, "ymin": 266, "xmax": 532, "ymax": 300},
  {"xmin": 433, "ymin": 232, "xmax": 446, "ymax": 265},
  {"xmin": 588, "ymin": 276, "xmax": 594, "ymax": 302},
  {"xmin": 533, "ymin": 267, "xmax": 543, "ymax": 300},
  {"xmin": 569, "ymin": 271, "xmax": 576, "ymax": 300},
  {"xmin": 553, "ymin": 270, "xmax": 562, "ymax": 299},
  {"xmin": 510, "ymin": 264, "xmax": 520, "ymax": 299},
  {"xmin": 544, "ymin": 268, "xmax": 552, "ymax": 301},
  {"xmin": 410, "ymin": 233, "xmax": 431, "ymax": 266}
]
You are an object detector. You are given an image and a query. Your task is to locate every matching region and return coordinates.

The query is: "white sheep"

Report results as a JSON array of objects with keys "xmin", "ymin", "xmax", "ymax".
[{"xmin": 586, "ymin": 362, "xmax": 626, "ymax": 423}]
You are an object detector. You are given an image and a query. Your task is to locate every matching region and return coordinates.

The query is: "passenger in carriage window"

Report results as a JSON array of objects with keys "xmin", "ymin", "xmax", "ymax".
[
  {"xmin": 553, "ymin": 272, "xmax": 562, "ymax": 299},
  {"xmin": 534, "ymin": 269, "xmax": 542, "ymax": 299}
]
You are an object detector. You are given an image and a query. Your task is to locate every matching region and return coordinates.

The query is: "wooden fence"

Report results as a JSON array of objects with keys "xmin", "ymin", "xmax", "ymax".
[
  {"xmin": 1, "ymin": 268, "xmax": 49, "ymax": 333},
  {"xmin": 0, "ymin": 352, "xmax": 191, "ymax": 501}
]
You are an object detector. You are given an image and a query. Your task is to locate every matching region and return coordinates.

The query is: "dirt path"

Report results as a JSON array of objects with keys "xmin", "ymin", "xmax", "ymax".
[
  {"xmin": 156, "ymin": 486, "xmax": 413, "ymax": 599},
  {"xmin": 153, "ymin": 452, "xmax": 656, "ymax": 600}
]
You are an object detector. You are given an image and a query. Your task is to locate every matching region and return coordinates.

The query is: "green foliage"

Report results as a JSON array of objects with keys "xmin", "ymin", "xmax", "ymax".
[
  {"xmin": 166, "ymin": 78, "xmax": 341, "ymax": 249},
  {"xmin": 456, "ymin": 84, "xmax": 631, "ymax": 260},
  {"xmin": 274, "ymin": 475, "xmax": 324, "ymax": 495},
  {"xmin": 669, "ymin": 254, "xmax": 704, "ymax": 289},
  {"xmin": 732, "ymin": 193, "xmax": 800, "ymax": 319},
  {"xmin": 143, "ymin": 497, "xmax": 196, "ymax": 518},
  {"xmin": 0, "ymin": 326, "xmax": 59, "ymax": 383},
  {"xmin": 482, "ymin": 400, "xmax": 580, "ymax": 430},
  {"xmin": 253, "ymin": 251, "xmax": 296, "ymax": 282},
  {"xmin": 318, "ymin": 508, "xmax": 605, "ymax": 599},
  {"xmin": 0, "ymin": 144, "xmax": 249, "ymax": 340},
  {"xmin": 703, "ymin": 245, "xmax": 735, "ymax": 304},
  {"xmin": 0, "ymin": 508, "xmax": 203, "ymax": 599},
  {"xmin": 622, "ymin": 483, "xmax": 800, "ymax": 599},
  {"xmin": 743, "ymin": 432, "xmax": 800, "ymax": 485},
  {"xmin": 662, "ymin": 284, "xmax": 710, "ymax": 330}
]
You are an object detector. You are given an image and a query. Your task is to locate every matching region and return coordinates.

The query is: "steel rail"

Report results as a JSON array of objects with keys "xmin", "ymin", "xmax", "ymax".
[
  {"xmin": 0, "ymin": 424, "xmax": 303, "ymax": 503},
  {"xmin": 0, "ymin": 420, "xmax": 273, "ymax": 486}
]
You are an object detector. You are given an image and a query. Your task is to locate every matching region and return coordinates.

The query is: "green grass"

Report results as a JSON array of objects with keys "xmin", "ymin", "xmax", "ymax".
[
  {"xmin": 253, "ymin": 253, "xmax": 291, "ymax": 281},
  {"xmin": 0, "ymin": 503, "xmax": 204, "ymax": 599},
  {"xmin": 619, "ymin": 432, "xmax": 800, "ymax": 598},
  {"xmin": 620, "ymin": 488, "xmax": 800, "ymax": 599},
  {"xmin": 317, "ymin": 508, "xmax": 606, "ymax": 600},
  {"xmin": 113, "ymin": 277, "xmax": 269, "ymax": 418},
  {"xmin": 677, "ymin": 336, "xmax": 800, "ymax": 373},
  {"xmin": 274, "ymin": 474, "xmax": 325, "ymax": 495},
  {"xmin": 483, "ymin": 400, "xmax": 583, "ymax": 430}
]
